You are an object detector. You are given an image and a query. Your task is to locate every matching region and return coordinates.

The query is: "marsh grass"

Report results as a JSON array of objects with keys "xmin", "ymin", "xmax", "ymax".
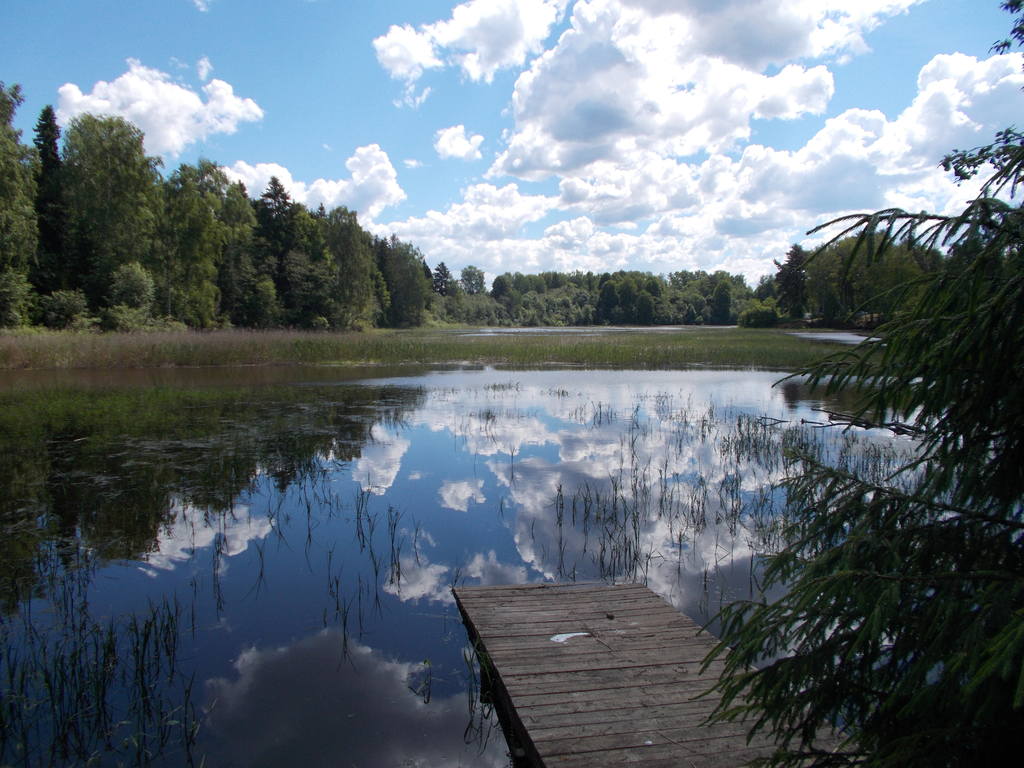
[
  {"xmin": 0, "ymin": 327, "xmax": 844, "ymax": 371},
  {"xmin": 0, "ymin": 386, "xmax": 251, "ymax": 439}
]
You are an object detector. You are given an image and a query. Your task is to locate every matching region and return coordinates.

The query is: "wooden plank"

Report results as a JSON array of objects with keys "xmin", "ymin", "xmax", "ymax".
[
  {"xmin": 545, "ymin": 741, "xmax": 773, "ymax": 768},
  {"xmin": 527, "ymin": 708, "xmax": 738, "ymax": 742},
  {"xmin": 458, "ymin": 608, "xmax": 680, "ymax": 632},
  {"xmin": 481, "ymin": 619, "xmax": 701, "ymax": 634},
  {"xmin": 457, "ymin": 589, "xmax": 660, "ymax": 606},
  {"xmin": 534, "ymin": 721, "xmax": 754, "ymax": 757},
  {"xmin": 511, "ymin": 680, "xmax": 724, "ymax": 711},
  {"xmin": 517, "ymin": 698, "xmax": 718, "ymax": 729},
  {"xmin": 453, "ymin": 582, "xmax": 776, "ymax": 767},
  {"xmin": 466, "ymin": 609, "xmax": 707, "ymax": 638},
  {"xmin": 501, "ymin": 669, "xmax": 720, "ymax": 698},
  {"xmin": 494, "ymin": 650, "xmax": 718, "ymax": 678}
]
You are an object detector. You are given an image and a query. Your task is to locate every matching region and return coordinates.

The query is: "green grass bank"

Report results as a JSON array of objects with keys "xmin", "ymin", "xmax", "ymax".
[{"xmin": 0, "ymin": 327, "xmax": 848, "ymax": 371}]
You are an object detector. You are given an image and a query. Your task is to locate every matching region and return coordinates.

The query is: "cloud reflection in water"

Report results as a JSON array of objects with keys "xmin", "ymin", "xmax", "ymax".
[
  {"xmin": 202, "ymin": 630, "xmax": 506, "ymax": 767},
  {"xmin": 139, "ymin": 497, "xmax": 272, "ymax": 577},
  {"xmin": 361, "ymin": 368, "xmax": 904, "ymax": 630}
]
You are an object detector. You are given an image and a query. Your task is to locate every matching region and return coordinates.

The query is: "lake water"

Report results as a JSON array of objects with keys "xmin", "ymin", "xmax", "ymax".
[
  {"xmin": 787, "ymin": 331, "xmax": 868, "ymax": 345},
  {"xmin": 0, "ymin": 365, "xmax": 909, "ymax": 766}
]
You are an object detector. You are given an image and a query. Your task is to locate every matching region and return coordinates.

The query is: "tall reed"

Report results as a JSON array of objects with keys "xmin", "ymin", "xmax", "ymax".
[{"xmin": 0, "ymin": 328, "xmax": 844, "ymax": 371}]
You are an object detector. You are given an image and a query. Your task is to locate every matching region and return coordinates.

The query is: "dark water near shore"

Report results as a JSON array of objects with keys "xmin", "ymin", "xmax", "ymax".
[{"xmin": 0, "ymin": 365, "xmax": 910, "ymax": 766}]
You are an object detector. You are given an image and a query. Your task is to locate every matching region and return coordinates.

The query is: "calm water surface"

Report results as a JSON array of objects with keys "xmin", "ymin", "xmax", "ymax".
[{"xmin": 0, "ymin": 366, "xmax": 908, "ymax": 767}]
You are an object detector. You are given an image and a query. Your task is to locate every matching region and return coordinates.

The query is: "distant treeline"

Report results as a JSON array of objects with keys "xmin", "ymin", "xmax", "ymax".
[
  {"xmin": 1, "ymin": 82, "xmax": 936, "ymax": 332},
  {"xmin": 430, "ymin": 266, "xmax": 748, "ymax": 326},
  {"xmin": 740, "ymin": 240, "xmax": 941, "ymax": 329}
]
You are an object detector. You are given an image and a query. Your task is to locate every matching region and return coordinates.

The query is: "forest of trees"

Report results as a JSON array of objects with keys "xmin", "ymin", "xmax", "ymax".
[
  {"xmin": 431, "ymin": 266, "xmax": 753, "ymax": 326},
  {"xmin": 739, "ymin": 240, "xmax": 940, "ymax": 328},
  {"xmin": 1, "ymin": 81, "xmax": 934, "ymax": 333},
  {"xmin": 0, "ymin": 85, "xmax": 435, "ymax": 332}
]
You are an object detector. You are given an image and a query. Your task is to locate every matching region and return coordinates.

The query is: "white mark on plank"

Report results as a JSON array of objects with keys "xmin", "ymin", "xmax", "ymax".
[{"xmin": 550, "ymin": 632, "xmax": 590, "ymax": 643}]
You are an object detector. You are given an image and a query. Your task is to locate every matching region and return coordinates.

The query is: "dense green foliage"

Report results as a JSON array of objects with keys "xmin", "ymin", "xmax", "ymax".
[
  {"xmin": 752, "ymin": 239, "xmax": 938, "ymax": 327},
  {"xmin": 432, "ymin": 267, "xmax": 756, "ymax": 326},
  {"xmin": 63, "ymin": 114, "xmax": 161, "ymax": 306},
  {"xmin": 0, "ymin": 91, "xmax": 438, "ymax": 332},
  {"xmin": 706, "ymin": 8, "xmax": 1024, "ymax": 764},
  {"xmin": 0, "ymin": 83, "xmax": 37, "ymax": 276},
  {"xmin": 737, "ymin": 297, "xmax": 780, "ymax": 327}
]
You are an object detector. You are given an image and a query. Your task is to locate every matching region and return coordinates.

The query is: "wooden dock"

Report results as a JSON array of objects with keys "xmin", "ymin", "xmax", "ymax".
[{"xmin": 453, "ymin": 582, "xmax": 774, "ymax": 767}]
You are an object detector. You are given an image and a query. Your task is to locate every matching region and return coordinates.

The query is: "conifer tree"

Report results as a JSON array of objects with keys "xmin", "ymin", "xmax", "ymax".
[
  {"xmin": 773, "ymin": 244, "xmax": 807, "ymax": 319},
  {"xmin": 432, "ymin": 262, "xmax": 454, "ymax": 295},
  {"xmin": 254, "ymin": 176, "xmax": 297, "ymax": 301},
  {"xmin": 31, "ymin": 105, "xmax": 67, "ymax": 293}
]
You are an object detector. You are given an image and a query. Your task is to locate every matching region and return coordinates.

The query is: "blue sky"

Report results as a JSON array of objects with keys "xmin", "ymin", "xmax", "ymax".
[{"xmin": 2, "ymin": 0, "xmax": 1020, "ymax": 285}]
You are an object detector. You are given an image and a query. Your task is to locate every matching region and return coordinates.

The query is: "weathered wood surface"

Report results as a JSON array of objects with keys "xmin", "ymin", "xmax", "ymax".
[{"xmin": 453, "ymin": 582, "xmax": 775, "ymax": 767}]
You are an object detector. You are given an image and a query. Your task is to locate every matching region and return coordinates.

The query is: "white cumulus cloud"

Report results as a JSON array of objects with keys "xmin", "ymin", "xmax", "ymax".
[
  {"xmin": 428, "ymin": 0, "xmax": 569, "ymax": 83},
  {"xmin": 619, "ymin": 0, "xmax": 923, "ymax": 68},
  {"xmin": 721, "ymin": 52, "xmax": 1024, "ymax": 223},
  {"xmin": 373, "ymin": 23, "xmax": 443, "ymax": 82},
  {"xmin": 56, "ymin": 58, "xmax": 263, "ymax": 157},
  {"xmin": 490, "ymin": 1, "xmax": 836, "ymax": 180},
  {"xmin": 383, "ymin": 183, "xmax": 555, "ymax": 272},
  {"xmin": 434, "ymin": 124, "xmax": 485, "ymax": 161},
  {"xmin": 225, "ymin": 144, "xmax": 407, "ymax": 222},
  {"xmin": 373, "ymin": 0, "xmax": 568, "ymax": 87}
]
